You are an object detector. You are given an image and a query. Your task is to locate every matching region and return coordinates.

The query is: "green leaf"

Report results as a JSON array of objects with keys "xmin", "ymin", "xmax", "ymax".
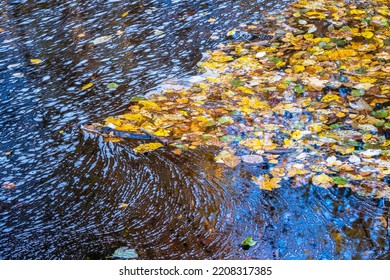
[
  {"xmin": 242, "ymin": 237, "xmax": 257, "ymax": 247},
  {"xmin": 294, "ymin": 84, "xmax": 304, "ymax": 94},
  {"xmin": 318, "ymin": 41, "xmax": 332, "ymax": 50},
  {"xmin": 351, "ymin": 89, "xmax": 365, "ymax": 96},
  {"xmin": 268, "ymin": 57, "xmax": 283, "ymax": 64},
  {"xmin": 218, "ymin": 116, "xmax": 232, "ymax": 124},
  {"xmin": 355, "ymin": 67, "xmax": 367, "ymax": 74},
  {"xmin": 111, "ymin": 247, "xmax": 138, "ymax": 259},
  {"xmin": 374, "ymin": 121, "xmax": 385, "ymax": 127},
  {"xmin": 107, "ymin": 82, "xmax": 119, "ymax": 89},
  {"xmin": 230, "ymin": 78, "xmax": 245, "ymax": 87},
  {"xmin": 333, "ymin": 177, "xmax": 348, "ymax": 185},
  {"xmin": 384, "ymin": 38, "xmax": 390, "ymax": 46},
  {"xmin": 330, "ymin": 123, "xmax": 344, "ymax": 129},
  {"xmin": 130, "ymin": 95, "xmax": 145, "ymax": 102},
  {"xmin": 330, "ymin": 38, "xmax": 347, "ymax": 47},
  {"xmin": 220, "ymin": 135, "xmax": 242, "ymax": 142},
  {"xmin": 372, "ymin": 109, "xmax": 389, "ymax": 119}
]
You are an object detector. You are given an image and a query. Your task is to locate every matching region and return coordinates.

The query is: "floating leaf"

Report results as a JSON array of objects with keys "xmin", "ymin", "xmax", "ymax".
[
  {"xmin": 242, "ymin": 237, "xmax": 257, "ymax": 247},
  {"xmin": 241, "ymin": 155, "xmax": 264, "ymax": 164},
  {"xmin": 133, "ymin": 142, "xmax": 164, "ymax": 154},
  {"xmin": 93, "ymin": 35, "xmax": 112, "ymax": 45},
  {"xmin": 107, "ymin": 82, "xmax": 119, "ymax": 89},
  {"xmin": 30, "ymin": 59, "xmax": 42, "ymax": 64},
  {"xmin": 154, "ymin": 30, "xmax": 164, "ymax": 36},
  {"xmin": 312, "ymin": 173, "xmax": 334, "ymax": 189},
  {"xmin": 3, "ymin": 182, "xmax": 15, "ymax": 189},
  {"xmin": 333, "ymin": 177, "xmax": 348, "ymax": 185},
  {"xmin": 81, "ymin": 83, "xmax": 94, "ymax": 91},
  {"xmin": 111, "ymin": 247, "xmax": 138, "ymax": 259},
  {"xmin": 215, "ymin": 149, "xmax": 241, "ymax": 168},
  {"xmin": 119, "ymin": 203, "xmax": 128, "ymax": 209},
  {"xmin": 252, "ymin": 174, "xmax": 281, "ymax": 191}
]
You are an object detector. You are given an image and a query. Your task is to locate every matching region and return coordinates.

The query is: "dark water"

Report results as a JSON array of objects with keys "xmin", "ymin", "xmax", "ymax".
[{"xmin": 0, "ymin": 0, "xmax": 389, "ymax": 259}]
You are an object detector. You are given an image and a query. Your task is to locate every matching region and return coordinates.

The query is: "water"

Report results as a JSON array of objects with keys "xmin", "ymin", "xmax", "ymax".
[{"xmin": 0, "ymin": 0, "xmax": 389, "ymax": 259}]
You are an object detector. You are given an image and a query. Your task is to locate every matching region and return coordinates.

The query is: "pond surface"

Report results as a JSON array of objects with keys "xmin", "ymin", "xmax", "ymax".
[{"xmin": 0, "ymin": 0, "xmax": 389, "ymax": 259}]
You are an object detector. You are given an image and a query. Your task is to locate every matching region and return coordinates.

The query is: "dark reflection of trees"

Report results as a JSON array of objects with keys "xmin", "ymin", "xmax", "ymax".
[{"xmin": 1, "ymin": 0, "xmax": 389, "ymax": 260}]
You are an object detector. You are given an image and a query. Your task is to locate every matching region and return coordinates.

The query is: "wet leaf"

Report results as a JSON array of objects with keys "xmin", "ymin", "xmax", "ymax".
[
  {"xmin": 372, "ymin": 109, "xmax": 388, "ymax": 119},
  {"xmin": 119, "ymin": 203, "xmax": 128, "ymax": 209},
  {"xmin": 93, "ymin": 35, "xmax": 112, "ymax": 45},
  {"xmin": 107, "ymin": 82, "xmax": 119, "ymax": 89},
  {"xmin": 215, "ymin": 149, "xmax": 241, "ymax": 168},
  {"xmin": 312, "ymin": 173, "xmax": 334, "ymax": 189},
  {"xmin": 333, "ymin": 177, "xmax": 348, "ymax": 185},
  {"xmin": 133, "ymin": 142, "xmax": 164, "ymax": 154},
  {"xmin": 3, "ymin": 182, "xmax": 15, "ymax": 189},
  {"xmin": 241, "ymin": 155, "xmax": 264, "ymax": 164},
  {"xmin": 30, "ymin": 59, "xmax": 42, "ymax": 64},
  {"xmin": 81, "ymin": 83, "xmax": 94, "ymax": 91},
  {"xmin": 242, "ymin": 237, "xmax": 257, "ymax": 247},
  {"xmin": 229, "ymin": 78, "xmax": 245, "ymax": 87},
  {"xmin": 359, "ymin": 149, "xmax": 382, "ymax": 157},
  {"xmin": 111, "ymin": 247, "xmax": 138, "ymax": 259},
  {"xmin": 252, "ymin": 174, "xmax": 281, "ymax": 191}
]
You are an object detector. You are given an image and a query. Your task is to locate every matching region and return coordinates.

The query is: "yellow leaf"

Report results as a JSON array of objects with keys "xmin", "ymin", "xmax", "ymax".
[
  {"xmin": 122, "ymin": 11, "xmax": 129, "ymax": 17},
  {"xmin": 350, "ymin": 9, "xmax": 366, "ymax": 15},
  {"xmin": 291, "ymin": 130, "xmax": 303, "ymax": 140},
  {"xmin": 321, "ymin": 94, "xmax": 342, "ymax": 103},
  {"xmin": 239, "ymin": 138, "xmax": 263, "ymax": 151},
  {"xmin": 81, "ymin": 83, "xmax": 94, "ymax": 91},
  {"xmin": 214, "ymin": 149, "xmax": 241, "ymax": 168},
  {"xmin": 312, "ymin": 173, "xmax": 334, "ymax": 189},
  {"xmin": 377, "ymin": 7, "xmax": 389, "ymax": 17},
  {"xmin": 227, "ymin": 29, "xmax": 237, "ymax": 37},
  {"xmin": 104, "ymin": 117, "xmax": 122, "ymax": 127},
  {"xmin": 361, "ymin": 31, "xmax": 374, "ymax": 39},
  {"xmin": 30, "ymin": 59, "xmax": 42, "ymax": 64},
  {"xmin": 154, "ymin": 128, "xmax": 170, "ymax": 137},
  {"xmin": 360, "ymin": 77, "xmax": 377, "ymax": 83},
  {"xmin": 237, "ymin": 86, "xmax": 255, "ymax": 94},
  {"xmin": 293, "ymin": 65, "xmax": 305, "ymax": 73},
  {"xmin": 138, "ymin": 100, "xmax": 161, "ymax": 111},
  {"xmin": 119, "ymin": 203, "xmax": 128, "ymax": 209},
  {"xmin": 252, "ymin": 174, "xmax": 281, "ymax": 191},
  {"xmin": 116, "ymin": 123, "xmax": 138, "ymax": 132},
  {"xmin": 305, "ymin": 11, "xmax": 326, "ymax": 19},
  {"xmin": 121, "ymin": 113, "xmax": 144, "ymax": 123},
  {"xmin": 310, "ymin": 124, "xmax": 323, "ymax": 133},
  {"xmin": 133, "ymin": 142, "xmax": 164, "ymax": 154}
]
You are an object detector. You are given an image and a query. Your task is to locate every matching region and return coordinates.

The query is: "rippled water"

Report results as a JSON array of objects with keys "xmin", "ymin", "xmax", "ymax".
[{"xmin": 0, "ymin": 0, "xmax": 389, "ymax": 259}]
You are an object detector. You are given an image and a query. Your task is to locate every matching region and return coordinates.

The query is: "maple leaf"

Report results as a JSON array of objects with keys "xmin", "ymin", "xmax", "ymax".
[
  {"xmin": 312, "ymin": 173, "xmax": 334, "ymax": 189},
  {"xmin": 252, "ymin": 174, "xmax": 281, "ymax": 191}
]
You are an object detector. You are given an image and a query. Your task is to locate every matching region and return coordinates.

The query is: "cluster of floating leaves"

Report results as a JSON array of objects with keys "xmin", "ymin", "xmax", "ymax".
[{"xmin": 94, "ymin": 0, "xmax": 390, "ymax": 199}]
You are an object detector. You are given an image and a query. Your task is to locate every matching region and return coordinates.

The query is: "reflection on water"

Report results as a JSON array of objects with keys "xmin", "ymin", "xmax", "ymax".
[{"xmin": 0, "ymin": 0, "xmax": 389, "ymax": 259}]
